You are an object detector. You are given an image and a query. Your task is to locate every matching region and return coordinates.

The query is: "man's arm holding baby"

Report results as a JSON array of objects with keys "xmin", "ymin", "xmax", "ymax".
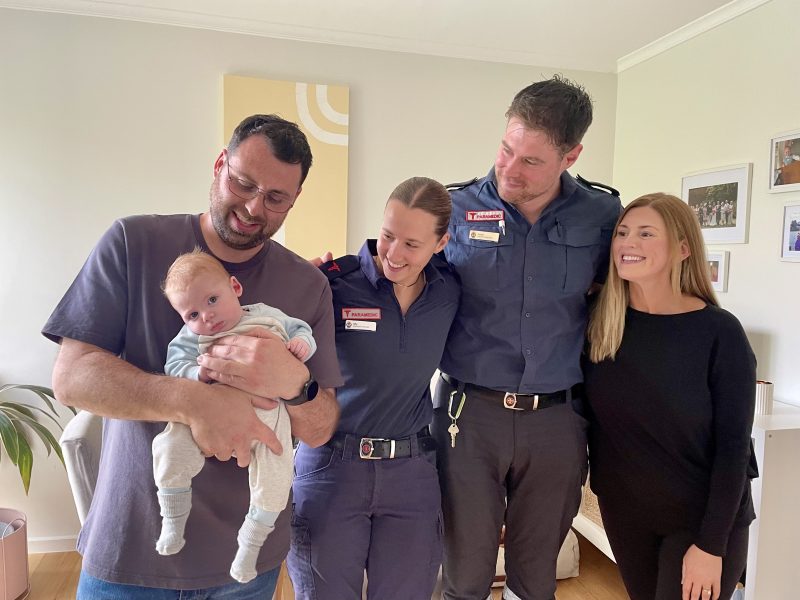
[{"xmin": 52, "ymin": 338, "xmax": 283, "ymax": 465}]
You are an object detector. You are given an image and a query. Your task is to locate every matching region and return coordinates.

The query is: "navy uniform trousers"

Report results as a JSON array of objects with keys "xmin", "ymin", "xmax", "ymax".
[
  {"xmin": 432, "ymin": 377, "xmax": 588, "ymax": 600},
  {"xmin": 287, "ymin": 434, "xmax": 443, "ymax": 599}
]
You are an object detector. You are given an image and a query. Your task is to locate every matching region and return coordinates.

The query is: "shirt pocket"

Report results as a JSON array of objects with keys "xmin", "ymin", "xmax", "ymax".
[
  {"xmin": 546, "ymin": 224, "xmax": 608, "ymax": 293},
  {"xmin": 448, "ymin": 224, "xmax": 515, "ymax": 291}
]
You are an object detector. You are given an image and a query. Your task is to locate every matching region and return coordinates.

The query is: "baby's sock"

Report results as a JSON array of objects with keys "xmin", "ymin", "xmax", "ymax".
[
  {"xmin": 155, "ymin": 489, "xmax": 192, "ymax": 555},
  {"xmin": 229, "ymin": 508, "xmax": 278, "ymax": 583}
]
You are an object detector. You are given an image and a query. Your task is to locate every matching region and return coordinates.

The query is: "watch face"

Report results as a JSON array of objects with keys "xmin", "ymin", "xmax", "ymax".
[
  {"xmin": 285, "ymin": 377, "xmax": 318, "ymax": 405},
  {"xmin": 306, "ymin": 378, "xmax": 319, "ymax": 401}
]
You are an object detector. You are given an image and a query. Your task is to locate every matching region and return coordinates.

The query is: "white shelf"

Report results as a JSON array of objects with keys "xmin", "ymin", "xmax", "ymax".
[
  {"xmin": 745, "ymin": 401, "xmax": 800, "ymax": 599},
  {"xmin": 572, "ymin": 512, "xmax": 615, "ymax": 562}
]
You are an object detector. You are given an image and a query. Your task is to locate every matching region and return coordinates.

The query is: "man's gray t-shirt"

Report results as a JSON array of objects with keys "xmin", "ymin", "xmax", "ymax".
[{"xmin": 43, "ymin": 214, "xmax": 343, "ymax": 589}]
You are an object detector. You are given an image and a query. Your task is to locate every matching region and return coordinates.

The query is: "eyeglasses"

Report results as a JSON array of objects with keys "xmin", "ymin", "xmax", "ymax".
[{"xmin": 226, "ymin": 162, "xmax": 296, "ymax": 214}]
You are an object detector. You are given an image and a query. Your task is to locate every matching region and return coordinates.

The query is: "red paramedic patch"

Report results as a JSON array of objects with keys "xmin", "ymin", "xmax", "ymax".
[
  {"xmin": 466, "ymin": 210, "xmax": 504, "ymax": 222},
  {"xmin": 342, "ymin": 308, "xmax": 382, "ymax": 320}
]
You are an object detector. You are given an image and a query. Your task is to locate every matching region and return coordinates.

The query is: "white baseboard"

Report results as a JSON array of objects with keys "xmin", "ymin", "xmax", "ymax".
[
  {"xmin": 572, "ymin": 513, "xmax": 615, "ymax": 562},
  {"xmin": 28, "ymin": 534, "xmax": 78, "ymax": 554}
]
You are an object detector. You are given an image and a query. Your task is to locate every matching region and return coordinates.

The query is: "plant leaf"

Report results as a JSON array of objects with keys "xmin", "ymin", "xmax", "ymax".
[
  {"xmin": 0, "ymin": 384, "xmax": 75, "ymax": 417},
  {"xmin": 0, "ymin": 384, "xmax": 75, "ymax": 492},
  {"xmin": 0, "ymin": 384, "xmax": 52, "ymax": 396},
  {"xmin": 1, "ymin": 400, "xmax": 62, "ymax": 429},
  {"xmin": 27, "ymin": 387, "xmax": 59, "ymax": 414},
  {"xmin": 0, "ymin": 384, "xmax": 55, "ymax": 395},
  {"xmin": 0, "ymin": 410, "xmax": 20, "ymax": 465},
  {"xmin": 12, "ymin": 421, "xmax": 33, "ymax": 494},
  {"xmin": 32, "ymin": 385, "xmax": 76, "ymax": 416},
  {"xmin": 4, "ymin": 406, "xmax": 65, "ymax": 463},
  {"xmin": 2, "ymin": 402, "xmax": 36, "ymax": 419}
]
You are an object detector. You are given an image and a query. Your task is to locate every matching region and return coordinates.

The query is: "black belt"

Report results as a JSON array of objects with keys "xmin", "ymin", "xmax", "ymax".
[
  {"xmin": 441, "ymin": 373, "xmax": 579, "ymax": 411},
  {"xmin": 328, "ymin": 427, "xmax": 436, "ymax": 460}
]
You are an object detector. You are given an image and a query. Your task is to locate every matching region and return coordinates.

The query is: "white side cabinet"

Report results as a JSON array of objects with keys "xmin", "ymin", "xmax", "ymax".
[
  {"xmin": 573, "ymin": 402, "xmax": 800, "ymax": 600},
  {"xmin": 746, "ymin": 402, "xmax": 800, "ymax": 599}
]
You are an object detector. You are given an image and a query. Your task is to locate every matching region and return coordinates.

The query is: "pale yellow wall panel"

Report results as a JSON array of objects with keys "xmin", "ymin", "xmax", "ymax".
[{"xmin": 223, "ymin": 75, "xmax": 349, "ymax": 259}]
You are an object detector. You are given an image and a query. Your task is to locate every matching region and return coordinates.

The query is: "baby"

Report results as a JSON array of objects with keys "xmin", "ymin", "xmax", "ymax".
[{"xmin": 153, "ymin": 248, "xmax": 315, "ymax": 583}]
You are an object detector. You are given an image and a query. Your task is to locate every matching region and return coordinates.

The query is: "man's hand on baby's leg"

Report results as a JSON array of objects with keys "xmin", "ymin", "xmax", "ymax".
[{"xmin": 198, "ymin": 365, "xmax": 214, "ymax": 383}]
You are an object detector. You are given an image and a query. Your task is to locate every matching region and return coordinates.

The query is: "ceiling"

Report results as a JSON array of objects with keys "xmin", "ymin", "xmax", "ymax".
[{"xmin": 0, "ymin": 0, "xmax": 768, "ymax": 72}]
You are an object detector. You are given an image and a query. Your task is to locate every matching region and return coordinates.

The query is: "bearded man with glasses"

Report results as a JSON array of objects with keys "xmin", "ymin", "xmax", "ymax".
[{"xmin": 43, "ymin": 115, "xmax": 343, "ymax": 599}]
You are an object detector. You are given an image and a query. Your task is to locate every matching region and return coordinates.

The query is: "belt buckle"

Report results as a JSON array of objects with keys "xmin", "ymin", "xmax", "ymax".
[
  {"xmin": 503, "ymin": 393, "xmax": 539, "ymax": 410},
  {"xmin": 359, "ymin": 437, "xmax": 393, "ymax": 459},
  {"xmin": 503, "ymin": 392, "xmax": 522, "ymax": 410}
]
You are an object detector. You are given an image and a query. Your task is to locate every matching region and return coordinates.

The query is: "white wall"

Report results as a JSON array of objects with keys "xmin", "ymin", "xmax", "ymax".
[
  {"xmin": 0, "ymin": 8, "xmax": 617, "ymax": 550},
  {"xmin": 613, "ymin": 0, "xmax": 799, "ymax": 407}
]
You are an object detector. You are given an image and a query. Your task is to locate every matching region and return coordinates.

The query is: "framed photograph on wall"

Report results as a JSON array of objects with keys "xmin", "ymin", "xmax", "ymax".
[
  {"xmin": 769, "ymin": 129, "xmax": 800, "ymax": 193},
  {"xmin": 706, "ymin": 250, "xmax": 729, "ymax": 292},
  {"xmin": 781, "ymin": 202, "xmax": 800, "ymax": 262},
  {"xmin": 681, "ymin": 163, "xmax": 751, "ymax": 244}
]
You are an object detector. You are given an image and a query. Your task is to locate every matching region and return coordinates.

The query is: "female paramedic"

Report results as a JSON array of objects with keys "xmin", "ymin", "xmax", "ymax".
[{"xmin": 286, "ymin": 176, "xmax": 460, "ymax": 599}]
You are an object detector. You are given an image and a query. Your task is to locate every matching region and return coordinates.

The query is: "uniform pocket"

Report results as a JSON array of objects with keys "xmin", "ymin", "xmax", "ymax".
[
  {"xmin": 415, "ymin": 441, "xmax": 440, "ymax": 476},
  {"xmin": 288, "ymin": 510, "xmax": 316, "ymax": 597},
  {"xmin": 566, "ymin": 403, "xmax": 590, "ymax": 487},
  {"xmin": 293, "ymin": 443, "xmax": 337, "ymax": 479},
  {"xmin": 546, "ymin": 224, "xmax": 609, "ymax": 293},
  {"xmin": 447, "ymin": 225, "xmax": 514, "ymax": 291},
  {"xmin": 430, "ymin": 510, "xmax": 444, "ymax": 569}
]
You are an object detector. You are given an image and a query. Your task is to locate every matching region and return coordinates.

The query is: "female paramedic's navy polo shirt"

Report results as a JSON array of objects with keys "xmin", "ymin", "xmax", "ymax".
[{"xmin": 321, "ymin": 239, "xmax": 460, "ymax": 439}]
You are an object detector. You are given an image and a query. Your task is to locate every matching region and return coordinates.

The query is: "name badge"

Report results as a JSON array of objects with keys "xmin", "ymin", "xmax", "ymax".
[
  {"xmin": 469, "ymin": 230, "xmax": 500, "ymax": 243},
  {"xmin": 345, "ymin": 320, "xmax": 377, "ymax": 332},
  {"xmin": 466, "ymin": 210, "xmax": 504, "ymax": 222},
  {"xmin": 342, "ymin": 308, "xmax": 381, "ymax": 320}
]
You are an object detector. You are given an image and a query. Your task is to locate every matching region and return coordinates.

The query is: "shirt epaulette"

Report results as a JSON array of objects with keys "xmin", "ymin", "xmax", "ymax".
[
  {"xmin": 320, "ymin": 255, "xmax": 360, "ymax": 280},
  {"xmin": 576, "ymin": 174, "xmax": 620, "ymax": 197},
  {"xmin": 445, "ymin": 177, "xmax": 479, "ymax": 191},
  {"xmin": 430, "ymin": 251, "xmax": 450, "ymax": 270}
]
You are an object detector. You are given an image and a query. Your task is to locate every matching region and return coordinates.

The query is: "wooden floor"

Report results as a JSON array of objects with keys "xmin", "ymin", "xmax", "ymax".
[
  {"xmin": 27, "ymin": 551, "xmax": 82, "ymax": 600},
  {"xmin": 27, "ymin": 533, "xmax": 628, "ymax": 599},
  {"xmin": 491, "ymin": 534, "xmax": 629, "ymax": 600}
]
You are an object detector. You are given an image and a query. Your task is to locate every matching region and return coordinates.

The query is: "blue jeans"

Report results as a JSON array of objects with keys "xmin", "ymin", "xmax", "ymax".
[{"xmin": 76, "ymin": 567, "xmax": 280, "ymax": 599}]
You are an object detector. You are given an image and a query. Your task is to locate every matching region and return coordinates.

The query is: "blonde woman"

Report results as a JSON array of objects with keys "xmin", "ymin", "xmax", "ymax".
[{"xmin": 583, "ymin": 193, "xmax": 756, "ymax": 600}]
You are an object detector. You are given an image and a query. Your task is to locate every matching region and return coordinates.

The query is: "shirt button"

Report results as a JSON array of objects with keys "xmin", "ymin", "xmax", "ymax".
[
  {"xmin": 525, "ymin": 348, "xmax": 532, "ymax": 355},
  {"xmin": 525, "ymin": 312, "xmax": 531, "ymax": 318},
  {"xmin": 526, "ymin": 276, "xmax": 533, "ymax": 282}
]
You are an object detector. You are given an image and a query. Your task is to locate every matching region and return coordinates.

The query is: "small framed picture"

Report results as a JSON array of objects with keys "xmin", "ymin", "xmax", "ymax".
[
  {"xmin": 706, "ymin": 250, "xmax": 729, "ymax": 292},
  {"xmin": 781, "ymin": 202, "xmax": 800, "ymax": 262},
  {"xmin": 769, "ymin": 129, "xmax": 800, "ymax": 193},
  {"xmin": 682, "ymin": 163, "xmax": 752, "ymax": 244}
]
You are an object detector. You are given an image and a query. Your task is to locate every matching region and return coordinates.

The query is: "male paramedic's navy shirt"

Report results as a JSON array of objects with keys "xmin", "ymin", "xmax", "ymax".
[
  {"xmin": 323, "ymin": 240, "xmax": 460, "ymax": 439},
  {"xmin": 440, "ymin": 169, "xmax": 622, "ymax": 394}
]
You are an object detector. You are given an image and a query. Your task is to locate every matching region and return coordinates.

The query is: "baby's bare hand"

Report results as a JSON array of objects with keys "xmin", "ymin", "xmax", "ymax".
[{"xmin": 287, "ymin": 338, "xmax": 311, "ymax": 361}]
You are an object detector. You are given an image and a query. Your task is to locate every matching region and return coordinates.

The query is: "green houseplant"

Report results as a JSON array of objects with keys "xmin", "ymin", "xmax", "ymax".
[{"xmin": 0, "ymin": 384, "xmax": 76, "ymax": 494}]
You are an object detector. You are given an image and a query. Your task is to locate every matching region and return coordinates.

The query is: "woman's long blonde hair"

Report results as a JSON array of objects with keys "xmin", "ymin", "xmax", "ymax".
[{"xmin": 587, "ymin": 193, "xmax": 719, "ymax": 363}]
